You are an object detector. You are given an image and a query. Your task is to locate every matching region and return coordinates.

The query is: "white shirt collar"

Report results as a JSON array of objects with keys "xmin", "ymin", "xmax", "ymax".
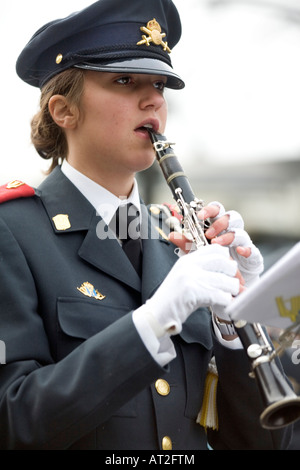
[{"xmin": 61, "ymin": 160, "xmax": 141, "ymax": 226}]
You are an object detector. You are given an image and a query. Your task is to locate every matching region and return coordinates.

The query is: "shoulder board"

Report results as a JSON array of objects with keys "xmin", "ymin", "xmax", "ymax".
[
  {"xmin": 0, "ymin": 180, "xmax": 35, "ymax": 203},
  {"xmin": 149, "ymin": 203, "xmax": 183, "ymax": 238},
  {"xmin": 162, "ymin": 203, "xmax": 183, "ymax": 222},
  {"xmin": 149, "ymin": 203, "xmax": 183, "ymax": 222}
]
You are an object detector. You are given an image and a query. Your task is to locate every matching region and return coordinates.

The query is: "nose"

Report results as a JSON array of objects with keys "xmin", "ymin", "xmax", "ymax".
[{"xmin": 139, "ymin": 84, "xmax": 166, "ymax": 112}]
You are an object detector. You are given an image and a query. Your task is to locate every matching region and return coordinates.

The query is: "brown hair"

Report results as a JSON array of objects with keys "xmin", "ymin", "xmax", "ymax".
[{"xmin": 31, "ymin": 68, "xmax": 85, "ymax": 173}]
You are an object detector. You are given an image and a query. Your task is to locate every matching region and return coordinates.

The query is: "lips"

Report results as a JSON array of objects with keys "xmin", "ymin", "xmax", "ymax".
[{"xmin": 135, "ymin": 119, "xmax": 159, "ymax": 135}]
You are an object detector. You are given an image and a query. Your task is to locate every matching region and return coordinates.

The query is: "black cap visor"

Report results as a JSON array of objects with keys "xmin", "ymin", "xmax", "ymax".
[{"xmin": 75, "ymin": 57, "xmax": 185, "ymax": 90}]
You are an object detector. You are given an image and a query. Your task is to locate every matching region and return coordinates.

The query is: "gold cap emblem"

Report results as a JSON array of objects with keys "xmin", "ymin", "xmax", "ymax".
[
  {"xmin": 52, "ymin": 214, "xmax": 71, "ymax": 231},
  {"xmin": 137, "ymin": 18, "xmax": 171, "ymax": 53}
]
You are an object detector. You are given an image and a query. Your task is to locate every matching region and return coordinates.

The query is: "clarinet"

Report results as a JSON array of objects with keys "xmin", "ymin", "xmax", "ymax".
[{"xmin": 148, "ymin": 130, "xmax": 300, "ymax": 430}]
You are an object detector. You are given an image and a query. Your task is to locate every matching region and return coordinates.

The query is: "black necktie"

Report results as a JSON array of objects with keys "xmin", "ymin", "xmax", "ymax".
[{"xmin": 114, "ymin": 203, "xmax": 142, "ymax": 277}]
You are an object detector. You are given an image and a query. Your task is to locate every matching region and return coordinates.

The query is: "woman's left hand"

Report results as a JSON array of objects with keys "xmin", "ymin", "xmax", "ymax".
[
  {"xmin": 198, "ymin": 202, "xmax": 264, "ymax": 286},
  {"xmin": 168, "ymin": 201, "xmax": 264, "ymax": 287}
]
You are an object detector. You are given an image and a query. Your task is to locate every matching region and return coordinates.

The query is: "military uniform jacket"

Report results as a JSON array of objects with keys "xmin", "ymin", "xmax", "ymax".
[{"xmin": 0, "ymin": 167, "xmax": 291, "ymax": 449}]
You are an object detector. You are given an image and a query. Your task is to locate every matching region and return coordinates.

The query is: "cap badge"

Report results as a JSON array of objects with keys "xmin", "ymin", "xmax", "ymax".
[
  {"xmin": 77, "ymin": 282, "xmax": 106, "ymax": 301},
  {"xmin": 52, "ymin": 214, "xmax": 71, "ymax": 231},
  {"xmin": 137, "ymin": 18, "xmax": 171, "ymax": 53}
]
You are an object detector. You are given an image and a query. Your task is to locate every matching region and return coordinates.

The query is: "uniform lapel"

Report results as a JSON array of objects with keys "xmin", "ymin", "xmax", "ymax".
[
  {"xmin": 38, "ymin": 167, "xmax": 141, "ymax": 291},
  {"xmin": 79, "ymin": 210, "xmax": 141, "ymax": 291},
  {"xmin": 38, "ymin": 166, "xmax": 95, "ymax": 231}
]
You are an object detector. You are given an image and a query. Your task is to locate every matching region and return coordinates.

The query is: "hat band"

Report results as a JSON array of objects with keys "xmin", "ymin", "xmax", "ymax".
[{"xmin": 66, "ymin": 43, "xmax": 172, "ymax": 66}]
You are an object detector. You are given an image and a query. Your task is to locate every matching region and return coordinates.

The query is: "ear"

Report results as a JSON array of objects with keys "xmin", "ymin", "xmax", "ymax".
[{"xmin": 48, "ymin": 95, "xmax": 79, "ymax": 129}]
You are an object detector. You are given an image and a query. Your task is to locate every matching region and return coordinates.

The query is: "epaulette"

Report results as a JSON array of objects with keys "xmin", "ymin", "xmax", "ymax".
[
  {"xmin": 149, "ymin": 203, "xmax": 182, "ymax": 222},
  {"xmin": 149, "ymin": 202, "xmax": 183, "ymax": 236},
  {"xmin": 0, "ymin": 180, "xmax": 35, "ymax": 203},
  {"xmin": 162, "ymin": 203, "xmax": 183, "ymax": 223}
]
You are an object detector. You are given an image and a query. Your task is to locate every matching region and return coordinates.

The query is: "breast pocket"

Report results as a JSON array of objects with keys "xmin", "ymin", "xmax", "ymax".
[
  {"xmin": 56, "ymin": 297, "xmax": 131, "ymax": 360},
  {"xmin": 56, "ymin": 297, "xmax": 138, "ymax": 419}
]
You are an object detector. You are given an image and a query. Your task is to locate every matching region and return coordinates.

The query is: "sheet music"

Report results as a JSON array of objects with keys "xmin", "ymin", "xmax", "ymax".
[{"xmin": 225, "ymin": 242, "xmax": 300, "ymax": 329}]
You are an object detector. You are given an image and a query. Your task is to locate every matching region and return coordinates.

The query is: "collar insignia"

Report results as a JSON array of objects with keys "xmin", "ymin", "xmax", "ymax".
[
  {"xmin": 77, "ymin": 282, "xmax": 106, "ymax": 301},
  {"xmin": 137, "ymin": 18, "xmax": 171, "ymax": 53},
  {"xmin": 52, "ymin": 214, "xmax": 71, "ymax": 231}
]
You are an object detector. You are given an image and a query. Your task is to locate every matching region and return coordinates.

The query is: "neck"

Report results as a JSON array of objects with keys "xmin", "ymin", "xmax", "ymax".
[{"xmin": 65, "ymin": 158, "xmax": 135, "ymax": 198}]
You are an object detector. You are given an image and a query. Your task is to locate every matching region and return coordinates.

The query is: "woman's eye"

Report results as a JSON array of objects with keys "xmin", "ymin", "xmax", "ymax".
[
  {"xmin": 116, "ymin": 76, "xmax": 132, "ymax": 85},
  {"xmin": 154, "ymin": 81, "xmax": 166, "ymax": 91},
  {"xmin": 115, "ymin": 76, "xmax": 166, "ymax": 90}
]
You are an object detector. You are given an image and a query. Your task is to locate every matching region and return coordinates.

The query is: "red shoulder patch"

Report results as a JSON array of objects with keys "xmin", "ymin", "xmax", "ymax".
[{"xmin": 0, "ymin": 180, "xmax": 35, "ymax": 203}]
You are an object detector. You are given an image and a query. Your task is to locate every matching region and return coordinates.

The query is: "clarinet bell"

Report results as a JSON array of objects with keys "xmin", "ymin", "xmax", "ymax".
[{"xmin": 255, "ymin": 360, "xmax": 300, "ymax": 430}]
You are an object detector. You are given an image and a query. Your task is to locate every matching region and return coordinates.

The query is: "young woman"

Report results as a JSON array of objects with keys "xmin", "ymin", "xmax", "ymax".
[{"xmin": 0, "ymin": 0, "xmax": 291, "ymax": 450}]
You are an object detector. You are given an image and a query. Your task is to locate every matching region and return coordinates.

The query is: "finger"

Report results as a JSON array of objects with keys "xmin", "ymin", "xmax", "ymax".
[
  {"xmin": 205, "ymin": 214, "xmax": 230, "ymax": 239},
  {"xmin": 211, "ymin": 228, "xmax": 252, "ymax": 252},
  {"xmin": 191, "ymin": 251, "xmax": 238, "ymax": 277},
  {"xmin": 236, "ymin": 246, "xmax": 251, "ymax": 258},
  {"xmin": 208, "ymin": 201, "xmax": 225, "ymax": 218},
  {"xmin": 232, "ymin": 244, "xmax": 264, "ymax": 276},
  {"xmin": 200, "ymin": 271, "xmax": 240, "ymax": 297},
  {"xmin": 239, "ymin": 284, "xmax": 247, "ymax": 294},
  {"xmin": 206, "ymin": 210, "xmax": 244, "ymax": 240},
  {"xmin": 228, "ymin": 227, "xmax": 252, "ymax": 247},
  {"xmin": 235, "ymin": 268, "xmax": 245, "ymax": 287},
  {"xmin": 210, "ymin": 231, "xmax": 235, "ymax": 246},
  {"xmin": 198, "ymin": 201, "xmax": 225, "ymax": 221},
  {"xmin": 225, "ymin": 210, "xmax": 244, "ymax": 230}
]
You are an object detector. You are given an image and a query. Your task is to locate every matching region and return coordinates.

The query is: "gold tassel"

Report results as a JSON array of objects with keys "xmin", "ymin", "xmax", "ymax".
[{"xmin": 196, "ymin": 357, "xmax": 219, "ymax": 430}]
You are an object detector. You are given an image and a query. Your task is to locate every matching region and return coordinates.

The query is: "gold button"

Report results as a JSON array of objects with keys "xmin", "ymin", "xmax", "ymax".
[
  {"xmin": 56, "ymin": 53, "xmax": 63, "ymax": 64},
  {"xmin": 162, "ymin": 436, "xmax": 172, "ymax": 450},
  {"xmin": 155, "ymin": 379, "xmax": 170, "ymax": 396}
]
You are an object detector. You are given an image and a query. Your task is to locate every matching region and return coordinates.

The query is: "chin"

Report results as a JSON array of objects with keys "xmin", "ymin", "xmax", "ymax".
[{"xmin": 136, "ymin": 155, "xmax": 156, "ymax": 173}]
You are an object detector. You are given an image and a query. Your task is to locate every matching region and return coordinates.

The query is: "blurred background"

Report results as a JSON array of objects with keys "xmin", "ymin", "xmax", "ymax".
[
  {"xmin": 139, "ymin": 0, "xmax": 300, "ymax": 273},
  {"xmin": 0, "ymin": 0, "xmax": 299, "ymax": 447}
]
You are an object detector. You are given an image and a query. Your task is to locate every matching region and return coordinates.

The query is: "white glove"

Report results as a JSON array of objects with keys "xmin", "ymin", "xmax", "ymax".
[
  {"xmin": 208, "ymin": 202, "xmax": 264, "ymax": 286},
  {"xmin": 136, "ymin": 244, "xmax": 239, "ymax": 336}
]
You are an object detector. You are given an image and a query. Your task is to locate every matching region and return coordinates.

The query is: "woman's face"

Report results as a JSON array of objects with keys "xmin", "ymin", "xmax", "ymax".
[{"xmin": 68, "ymin": 70, "xmax": 168, "ymax": 181}]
